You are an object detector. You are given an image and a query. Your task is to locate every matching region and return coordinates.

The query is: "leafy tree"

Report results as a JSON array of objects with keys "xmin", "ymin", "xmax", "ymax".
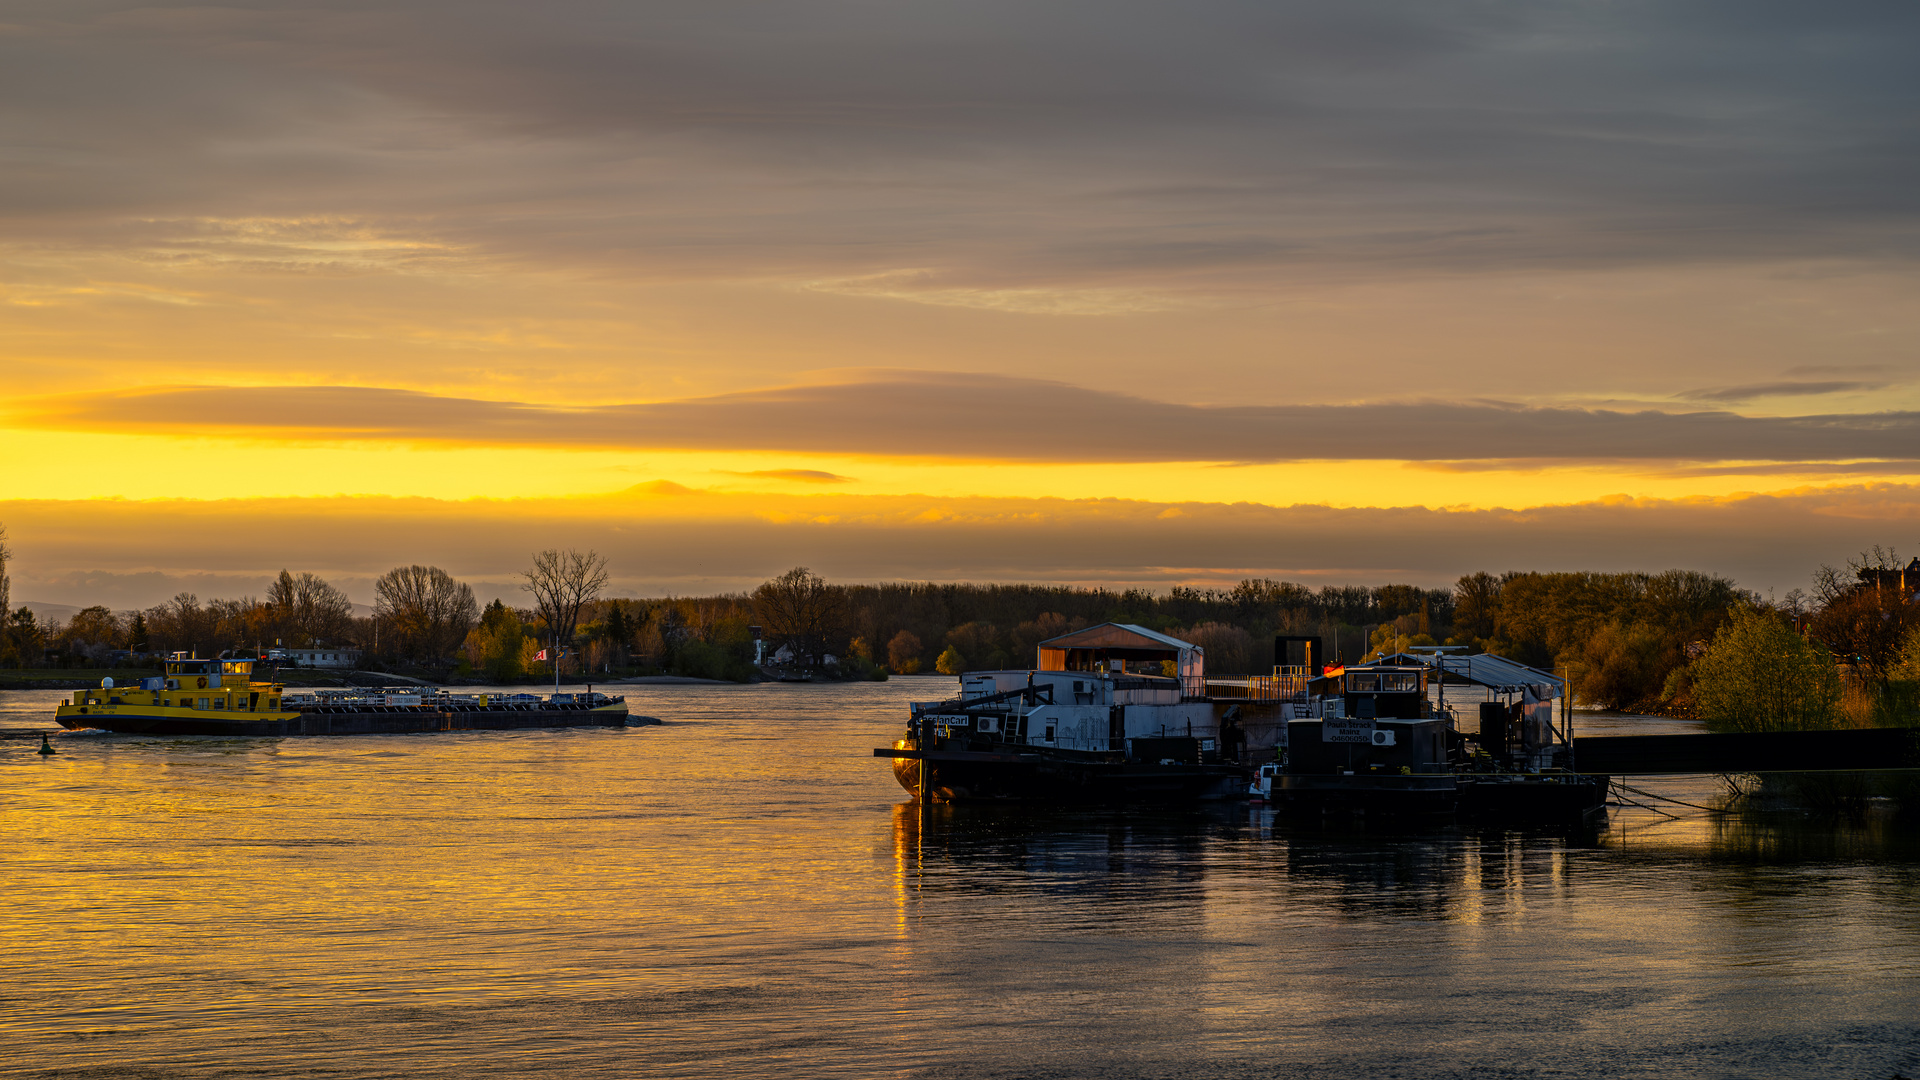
[
  {"xmin": 61, "ymin": 605, "xmax": 121, "ymax": 664},
  {"xmin": 8, "ymin": 606, "xmax": 43, "ymax": 666},
  {"xmin": 1574, "ymin": 620, "xmax": 1667, "ymax": 710},
  {"xmin": 935, "ymin": 645, "xmax": 966, "ymax": 675},
  {"xmin": 601, "ymin": 600, "xmax": 633, "ymax": 650},
  {"xmin": 1454, "ymin": 571, "xmax": 1500, "ymax": 641},
  {"xmin": 479, "ymin": 598, "xmax": 516, "ymax": 634},
  {"xmin": 127, "ymin": 612, "xmax": 149, "ymax": 653},
  {"xmin": 1809, "ymin": 587, "xmax": 1917, "ymax": 687},
  {"xmin": 887, "ymin": 630, "xmax": 923, "ymax": 674},
  {"xmin": 1181, "ymin": 622, "xmax": 1256, "ymax": 674},
  {"xmin": 943, "ymin": 621, "xmax": 1007, "ymax": 670},
  {"xmin": 463, "ymin": 605, "xmax": 535, "ymax": 682},
  {"xmin": 1693, "ymin": 605, "xmax": 1841, "ymax": 733}
]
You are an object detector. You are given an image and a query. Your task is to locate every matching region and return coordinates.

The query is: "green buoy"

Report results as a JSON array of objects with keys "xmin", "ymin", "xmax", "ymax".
[{"xmin": 37, "ymin": 734, "xmax": 55, "ymax": 756}]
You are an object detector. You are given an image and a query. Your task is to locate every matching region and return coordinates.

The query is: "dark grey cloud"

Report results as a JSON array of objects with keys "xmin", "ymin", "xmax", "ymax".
[
  {"xmin": 1677, "ymin": 380, "xmax": 1889, "ymax": 403},
  {"xmin": 4, "ymin": 1, "xmax": 1919, "ymax": 283},
  {"xmin": 28, "ymin": 373, "xmax": 1920, "ymax": 464},
  {"xmin": 724, "ymin": 469, "xmax": 855, "ymax": 484}
]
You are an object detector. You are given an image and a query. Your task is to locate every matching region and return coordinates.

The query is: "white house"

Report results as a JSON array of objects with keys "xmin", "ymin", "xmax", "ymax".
[{"xmin": 288, "ymin": 647, "xmax": 362, "ymax": 669}]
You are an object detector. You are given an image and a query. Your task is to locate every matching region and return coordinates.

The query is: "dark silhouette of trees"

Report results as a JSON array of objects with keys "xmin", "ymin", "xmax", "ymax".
[
  {"xmin": 375, "ymin": 565, "xmax": 477, "ymax": 663},
  {"xmin": 753, "ymin": 566, "xmax": 847, "ymax": 668},
  {"xmin": 522, "ymin": 549, "xmax": 609, "ymax": 654},
  {"xmin": 267, "ymin": 570, "xmax": 354, "ymax": 646},
  {"xmin": 1808, "ymin": 547, "xmax": 1919, "ymax": 689}
]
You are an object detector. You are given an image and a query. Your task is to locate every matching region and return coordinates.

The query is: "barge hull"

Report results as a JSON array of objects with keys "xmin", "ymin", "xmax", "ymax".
[
  {"xmin": 58, "ymin": 706, "xmax": 629, "ymax": 737},
  {"xmin": 883, "ymin": 747, "xmax": 1248, "ymax": 803}
]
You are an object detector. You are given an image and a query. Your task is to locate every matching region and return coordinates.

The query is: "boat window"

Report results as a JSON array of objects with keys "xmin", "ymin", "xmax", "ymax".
[
  {"xmin": 1346, "ymin": 674, "xmax": 1379, "ymax": 693},
  {"xmin": 197, "ymin": 697, "xmax": 209, "ymax": 710}
]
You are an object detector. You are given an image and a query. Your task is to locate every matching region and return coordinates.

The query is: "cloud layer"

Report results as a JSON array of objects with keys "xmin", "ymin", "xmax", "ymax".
[
  {"xmin": 6, "ymin": 482, "xmax": 1917, "ymax": 608},
  {"xmin": 21, "ymin": 375, "xmax": 1920, "ymax": 466},
  {"xmin": 5, "ymin": 1, "xmax": 1920, "ymax": 291}
]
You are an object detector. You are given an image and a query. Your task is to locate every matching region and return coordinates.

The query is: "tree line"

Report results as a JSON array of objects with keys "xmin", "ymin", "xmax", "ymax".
[{"xmin": 5, "ymin": 510, "xmax": 1916, "ymax": 729}]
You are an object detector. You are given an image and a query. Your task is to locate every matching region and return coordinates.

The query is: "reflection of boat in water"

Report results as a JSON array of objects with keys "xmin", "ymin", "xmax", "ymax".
[
  {"xmin": 1274, "ymin": 650, "xmax": 1608, "ymax": 827},
  {"xmin": 879, "ymin": 624, "xmax": 1281, "ymax": 803},
  {"xmin": 56, "ymin": 653, "xmax": 630, "ymax": 736}
]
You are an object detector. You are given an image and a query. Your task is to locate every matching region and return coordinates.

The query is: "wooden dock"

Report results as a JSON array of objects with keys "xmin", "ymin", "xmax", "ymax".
[{"xmin": 1571, "ymin": 726, "xmax": 1920, "ymax": 775}]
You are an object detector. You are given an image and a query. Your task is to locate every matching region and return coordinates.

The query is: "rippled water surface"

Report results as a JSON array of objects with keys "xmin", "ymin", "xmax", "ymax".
[{"xmin": 3, "ymin": 681, "xmax": 1918, "ymax": 1078}]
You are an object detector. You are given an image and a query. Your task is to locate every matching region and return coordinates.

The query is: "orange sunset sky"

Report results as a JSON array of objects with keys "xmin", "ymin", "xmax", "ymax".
[{"xmin": 3, "ymin": 2, "xmax": 1918, "ymax": 608}]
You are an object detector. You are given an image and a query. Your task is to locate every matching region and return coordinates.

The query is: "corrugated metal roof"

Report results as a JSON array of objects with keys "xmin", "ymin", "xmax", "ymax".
[
  {"xmin": 1376, "ymin": 650, "xmax": 1564, "ymax": 697},
  {"xmin": 1037, "ymin": 622, "xmax": 1199, "ymax": 654}
]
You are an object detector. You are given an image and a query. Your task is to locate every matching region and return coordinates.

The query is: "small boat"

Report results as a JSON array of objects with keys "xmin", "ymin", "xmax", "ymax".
[{"xmin": 56, "ymin": 653, "xmax": 629, "ymax": 736}]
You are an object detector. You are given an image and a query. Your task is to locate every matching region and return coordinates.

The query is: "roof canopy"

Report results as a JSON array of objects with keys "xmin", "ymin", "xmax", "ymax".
[
  {"xmin": 1376, "ymin": 650, "xmax": 1564, "ymax": 698},
  {"xmin": 1037, "ymin": 622, "xmax": 1203, "ymax": 678}
]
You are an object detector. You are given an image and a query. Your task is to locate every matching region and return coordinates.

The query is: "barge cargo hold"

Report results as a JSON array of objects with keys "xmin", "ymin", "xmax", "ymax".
[{"xmin": 54, "ymin": 655, "xmax": 629, "ymax": 736}]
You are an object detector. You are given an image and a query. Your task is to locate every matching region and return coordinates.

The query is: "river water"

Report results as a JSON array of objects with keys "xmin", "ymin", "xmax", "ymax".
[{"xmin": 2, "ymin": 680, "xmax": 1917, "ymax": 1078}]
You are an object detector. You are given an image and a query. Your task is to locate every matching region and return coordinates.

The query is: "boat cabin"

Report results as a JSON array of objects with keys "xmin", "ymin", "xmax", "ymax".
[
  {"xmin": 1340, "ymin": 664, "xmax": 1429, "ymax": 719},
  {"xmin": 163, "ymin": 653, "xmax": 257, "ymax": 690}
]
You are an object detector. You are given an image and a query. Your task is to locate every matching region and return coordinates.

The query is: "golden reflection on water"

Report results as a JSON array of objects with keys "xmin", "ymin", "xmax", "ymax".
[{"xmin": 3, "ymin": 685, "xmax": 1919, "ymax": 1079}]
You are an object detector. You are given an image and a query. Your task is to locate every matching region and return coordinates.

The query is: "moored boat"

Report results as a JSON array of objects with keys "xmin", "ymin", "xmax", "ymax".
[
  {"xmin": 1277, "ymin": 651, "xmax": 1608, "ymax": 826},
  {"xmin": 878, "ymin": 623, "xmax": 1288, "ymax": 803}
]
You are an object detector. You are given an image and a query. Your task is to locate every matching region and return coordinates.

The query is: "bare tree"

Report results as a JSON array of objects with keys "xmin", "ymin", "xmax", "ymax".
[
  {"xmin": 0, "ymin": 523, "xmax": 10, "ymax": 619},
  {"xmin": 146, "ymin": 593, "xmax": 215, "ymax": 657},
  {"xmin": 752, "ymin": 567, "xmax": 847, "ymax": 668},
  {"xmin": 375, "ymin": 565, "xmax": 478, "ymax": 662},
  {"xmin": 522, "ymin": 549, "xmax": 610, "ymax": 652},
  {"xmin": 267, "ymin": 570, "xmax": 355, "ymax": 646}
]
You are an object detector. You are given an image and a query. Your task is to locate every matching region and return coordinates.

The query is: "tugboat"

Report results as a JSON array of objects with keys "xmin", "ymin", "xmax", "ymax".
[
  {"xmin": 877, "ymin": 623, "xmax": 1269, "ymax": 802},
  {"xmin": 1276, "ymin": 649, "xmax": 1608, "ymax": 826},
  {"xmin": 56, "ymin": 653, "xmax": 629, "ymax": 735}
]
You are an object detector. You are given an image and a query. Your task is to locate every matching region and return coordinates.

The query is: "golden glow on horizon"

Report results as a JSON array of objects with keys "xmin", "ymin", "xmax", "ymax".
[{"xmin": 2, "ymin": 427, "xmax": 1915, "ymax": 510}]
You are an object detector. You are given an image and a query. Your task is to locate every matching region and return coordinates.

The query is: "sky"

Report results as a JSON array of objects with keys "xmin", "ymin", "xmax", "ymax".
[{"xmin": 3, "ymin": 0, "xmax": 1918, "ymax": 608}]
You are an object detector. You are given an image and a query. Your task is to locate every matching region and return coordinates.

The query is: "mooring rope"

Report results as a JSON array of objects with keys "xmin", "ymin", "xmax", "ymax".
[{"xmin": 1612, "ymin": 779, "xmax": 1729, "ymax": 814}]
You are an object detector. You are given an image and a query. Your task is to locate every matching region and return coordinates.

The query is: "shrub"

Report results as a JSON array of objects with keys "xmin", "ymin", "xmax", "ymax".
[{"xmin": 1692, "ymin": 605, "xmax": 1841, "ymax": 733}]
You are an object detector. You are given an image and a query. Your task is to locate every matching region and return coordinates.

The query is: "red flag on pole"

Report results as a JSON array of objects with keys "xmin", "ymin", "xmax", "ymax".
[{"xmin": 534, "ymin": 649, "xmax": 550, "ymax": 661}]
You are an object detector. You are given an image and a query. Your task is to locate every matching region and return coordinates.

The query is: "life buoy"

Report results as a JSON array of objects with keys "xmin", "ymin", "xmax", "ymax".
[{"xmin": 197, "ymin": 676, "xmax": 208, "ymax": 689}]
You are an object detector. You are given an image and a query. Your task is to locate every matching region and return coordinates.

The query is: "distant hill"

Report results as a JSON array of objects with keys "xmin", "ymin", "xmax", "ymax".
[
  {"xmin": 18, "ymin": 600, "xmax": 375, "ymax": 620},
  {"xmin": 20, "ymin": 601, "xmax": 84, "ymax": 622}
]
